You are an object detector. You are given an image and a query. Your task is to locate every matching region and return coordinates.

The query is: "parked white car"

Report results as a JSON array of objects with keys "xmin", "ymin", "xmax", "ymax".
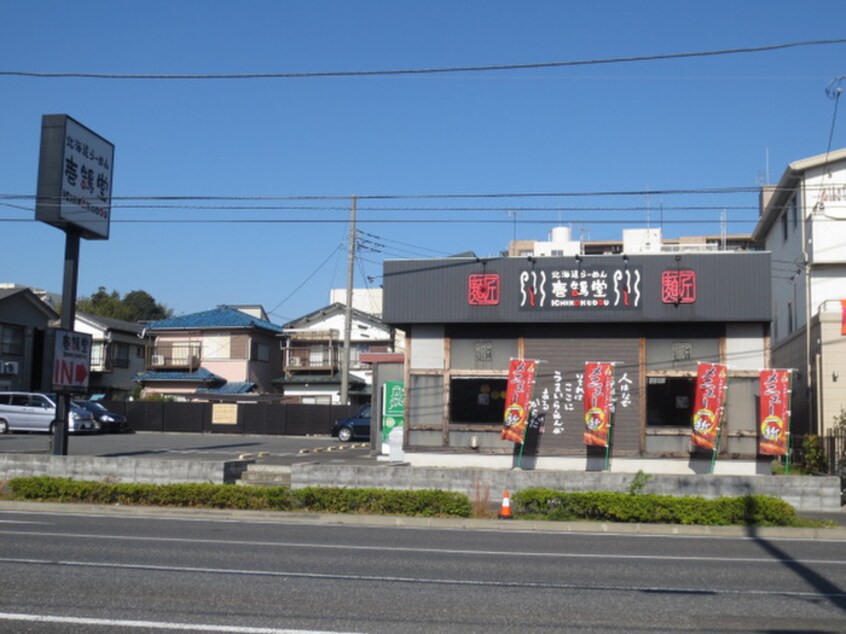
[{"xmin": 0, "ymin": 392, "xmax": 96, "ymax": 434}]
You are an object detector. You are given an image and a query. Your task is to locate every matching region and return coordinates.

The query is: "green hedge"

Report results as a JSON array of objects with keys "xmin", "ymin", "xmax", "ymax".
[
  {"xmin": 5, "ymin": 477, "xmax": 471, "ymax": 518},
  {"xmin": 4, "ymin": 478, "xmax": 804, "ymax": 526},
  {"xmin": 512, "ymin": 488, "xmax": 798, "ymax": 526}
]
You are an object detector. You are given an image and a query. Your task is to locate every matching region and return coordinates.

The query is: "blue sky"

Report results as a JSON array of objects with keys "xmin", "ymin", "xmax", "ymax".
[{"xmin": 2, "ymin": 1, "xmax": 845, "ymax": 323}]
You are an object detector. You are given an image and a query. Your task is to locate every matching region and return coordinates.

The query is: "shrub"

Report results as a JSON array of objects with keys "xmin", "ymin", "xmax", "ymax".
[
  {"xmin": 291, "ymin": 487, "xmax": 470, "ymax": 517},
  {"xmin": 5, "ymin": 477, "xmax": 470, "ymax": 518},
  {"xmin": 512, "ymin": 488, "xmax": 798, "ymax": 527},
  {"xmin": 627, "ymin": 469, "xmax": 652, "ymax": 495},
  {"xmin": 800, "ymin": 435, "xmax": 828, "ymax": 475}
]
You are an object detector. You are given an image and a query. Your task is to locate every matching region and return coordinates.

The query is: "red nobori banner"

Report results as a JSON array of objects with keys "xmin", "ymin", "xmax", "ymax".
[
  {"xmin": 501, "ymin": 359, "xmax": 538, "ymax": 444},
  {"xmin": 583, "ymin": 362, "xmax": 615, "ymax": 447},
  {"xmin": 758, "ymin": 369, "xmax": 792, "ymax": 456},
  {"xmin": 691, "ymin": 363, "xmax": 728, "ymax": 450}
]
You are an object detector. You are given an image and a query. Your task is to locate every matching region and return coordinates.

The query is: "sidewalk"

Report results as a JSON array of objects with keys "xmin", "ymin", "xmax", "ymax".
[{"xmin": 0, "ymin": 499, "xmax": 844, "ymax": 540}]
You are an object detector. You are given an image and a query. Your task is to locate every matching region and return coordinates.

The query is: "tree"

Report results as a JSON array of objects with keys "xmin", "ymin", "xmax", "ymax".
[
  {"xmin": 122, "ymin": 290, "xmax": 171, "ymax": 322},
  {"xmin": 77, "ymin": 287, "xmax": 172, "ymax": 323}
]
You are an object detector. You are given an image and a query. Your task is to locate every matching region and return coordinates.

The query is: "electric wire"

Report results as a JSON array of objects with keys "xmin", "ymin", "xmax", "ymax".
[
  {"xmin": 267, "ymin": 243, "xmax": 345, "ymax": 320},
  {"xmin": 823, "ymin": 76, "xmax": 844, "ymax": 172},
  {"xmin": 2, "ymin": 38, "xmax": 845, "ymax": 80}
]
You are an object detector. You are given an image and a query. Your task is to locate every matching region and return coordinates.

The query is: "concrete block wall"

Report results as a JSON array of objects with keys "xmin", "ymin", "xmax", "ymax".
[
  {"xmin": 0, "ymin": 454, "xmax": 249, "ymax": 485},
  {"xmin": 290, "ymin": 463, "xmax": 842, "ymax": 512}
]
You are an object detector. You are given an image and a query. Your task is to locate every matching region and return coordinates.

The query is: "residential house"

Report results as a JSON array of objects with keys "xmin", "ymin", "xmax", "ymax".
[
  {"xmin": 135, "ymin": 305, "xmax": 283, "ymax": 398},
  {"xmin": 753, "ymin": 147, "xmax": 846, "ymax": 435},
  {"xmin": 274, "ymin": 302, "xmax": 396, "ymax": 404},
  {"xmin": 74, "ymin": 313, "xmax": 149, "ymax": 399},
  {"xmin": 0, "ymin": 287, "xmax": 59, "ymax": 391}
]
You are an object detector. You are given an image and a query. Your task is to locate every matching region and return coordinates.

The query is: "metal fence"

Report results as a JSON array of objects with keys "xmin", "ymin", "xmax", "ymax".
[
  {"xmin": 104, "ymin": 401, "xmax": 359, "ymax": 436},
  {"xmin": 824, "ymin": 428, "xmax": 846, "ymax": 476}
]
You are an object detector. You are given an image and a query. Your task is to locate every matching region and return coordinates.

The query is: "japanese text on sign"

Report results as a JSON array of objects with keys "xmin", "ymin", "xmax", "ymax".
[{"xmin": 519, "ymin": 267, "xmax": 641, "ymax": 310}]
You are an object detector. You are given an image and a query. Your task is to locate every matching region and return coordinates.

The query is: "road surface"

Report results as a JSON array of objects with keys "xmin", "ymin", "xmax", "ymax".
[{"xmin": 0, "ymin": 506, "xmax": 843, "ymax": 633}]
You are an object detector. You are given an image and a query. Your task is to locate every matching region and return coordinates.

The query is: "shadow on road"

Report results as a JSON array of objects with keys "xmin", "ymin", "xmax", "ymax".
[
  {"xmin": 99, "ymin": 441, "xmax": 264, "ymax": 458},
  {"xmin": 744, "ymin": 496, "xmax": 846, "ymax": 613}
]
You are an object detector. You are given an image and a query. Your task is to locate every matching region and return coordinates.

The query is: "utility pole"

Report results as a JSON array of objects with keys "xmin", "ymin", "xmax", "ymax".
[{"xmin": 340, "ymin": 196, "xmax": 356, "ymax": 405}]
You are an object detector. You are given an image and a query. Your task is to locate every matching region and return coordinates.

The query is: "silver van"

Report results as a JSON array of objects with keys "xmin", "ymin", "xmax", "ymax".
[{"xmin": 0, "ymin": 392, "xmax": 96, "ymax": 434}]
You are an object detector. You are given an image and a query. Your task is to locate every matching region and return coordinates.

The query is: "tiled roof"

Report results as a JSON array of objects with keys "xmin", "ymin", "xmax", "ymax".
[
  {"xmin": 146, "ymin": 306, "xmax": 283, "ymax": 333},
  {"xmin": 284, "ymin": 302, "xmax": 386, "ymax": 330},
  {"xmin": 272, "ymin": 375, "xmax": 366, "ymax": 386},
  {"xmin": 77, "ymin": 312, "xmax": 145, "ymax": 335},
  {"xmin": 0, "ymin": 287, "xmax": 59, "ymax": 320},
  {"xmin": 133, "ymin": 368, "xmax": 226, "ymax": 384},
  {"xmin": 196, "ymin": 382, "xmax": 256, "ymax": 394}
]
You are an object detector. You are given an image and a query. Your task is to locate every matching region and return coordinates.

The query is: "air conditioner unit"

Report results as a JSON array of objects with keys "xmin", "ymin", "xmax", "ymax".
[
  {"xmin": 3, "ymin": 361, "xmax": 19, "ymax": 375},
  {"xmin": 151, "ymin": 355, "xmax": 165, "ymax": 366}
]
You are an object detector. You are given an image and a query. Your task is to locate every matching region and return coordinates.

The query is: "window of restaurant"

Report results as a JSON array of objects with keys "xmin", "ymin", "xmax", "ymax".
[{"xmin": 449, "ymin": 377, "xmax": 508, "ymax": 424}]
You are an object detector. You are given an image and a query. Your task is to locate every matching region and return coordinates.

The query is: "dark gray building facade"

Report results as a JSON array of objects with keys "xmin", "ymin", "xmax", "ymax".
[{"xmin": 382, "ymin": 252, "xmax": 773, "ymax": 470}]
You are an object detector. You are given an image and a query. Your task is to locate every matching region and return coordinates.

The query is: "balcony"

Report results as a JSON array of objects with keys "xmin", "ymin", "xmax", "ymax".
[
  {"xmin": 284, "ymin": 345, "xmax": 338, "ymax": 375},
  {"xmin": 148, "ymin": 343, "xmax": 202, "ymax": 370}
]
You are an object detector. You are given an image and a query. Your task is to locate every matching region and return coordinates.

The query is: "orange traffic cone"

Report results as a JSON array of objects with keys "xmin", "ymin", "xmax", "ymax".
[{"xmin": 498, "ymin": 490, "xmax": 513, "ymax": 519}]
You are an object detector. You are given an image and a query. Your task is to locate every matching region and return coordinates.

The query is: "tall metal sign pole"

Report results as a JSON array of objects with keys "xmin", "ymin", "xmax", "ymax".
[
  {"xmin": 340, "ymin": 196, "xmax": 356, "ymax": 405},
  {"xmin": 35, "ymin": 114, "xmax": 114, "ymax": 455},
  {"xmin": 54, "ymin": 229, "xmax": 82, "ymax": 454}
]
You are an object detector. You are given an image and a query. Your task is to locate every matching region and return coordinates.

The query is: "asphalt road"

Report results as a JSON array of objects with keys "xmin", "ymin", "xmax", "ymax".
[
  {"xmin": 0, "ymin": 507, "xmax": 843, "ymax": 633},
  {"xmin": 0, "ymin": 430, "xmax": 375, "ymax": 466}
]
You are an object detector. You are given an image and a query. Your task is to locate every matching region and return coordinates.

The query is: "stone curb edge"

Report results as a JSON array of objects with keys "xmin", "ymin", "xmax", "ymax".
[{"xmin": 0, "ymin": 500, "xmax": 844, "ymax": 540}]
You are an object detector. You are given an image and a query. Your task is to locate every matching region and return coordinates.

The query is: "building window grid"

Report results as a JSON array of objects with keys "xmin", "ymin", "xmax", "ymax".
[{"xmin": 0, "ymin": 325, "xmax": 24, "ymax": 356}]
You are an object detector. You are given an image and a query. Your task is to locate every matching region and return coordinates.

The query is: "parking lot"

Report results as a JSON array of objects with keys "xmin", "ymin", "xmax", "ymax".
[{"xmin": 0, "ymin": 431, "xmax": 376, "ymax": 466}]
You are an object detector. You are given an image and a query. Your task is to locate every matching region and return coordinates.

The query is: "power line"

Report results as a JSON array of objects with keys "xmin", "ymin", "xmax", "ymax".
[
  {"xmin": 6, "ymin": 183, "xmax": 840, "ymax": 203},
  {"xmin": 0, "ymin": 186, "xmax": 769, "ymax": 200},
  {"xmin": 358, "ymin": 230, "xmax": 453, "ymax": 258},
  {"xmin": 0, "ymin": 200, "xmax": 763, "ymax": 212},
  {"xmin": 2, "ymin": 39, "xmax": 845, "ymax": 80},
  {"xmin": 0, "ymin": 217, "xmax": 758, "ymax": 226},
  {"xmin": 824, "ymin": 76, "xmax": 844, "ymax": 171},
  {"xmin": 267, "ymin": 243, "xmax": 345, "ymax": 320}
]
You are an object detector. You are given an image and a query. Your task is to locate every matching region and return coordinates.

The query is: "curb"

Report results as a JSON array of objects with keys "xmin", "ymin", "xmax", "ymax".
[{"xmin": 0, "ymin": 500, "xmax": 844, "ymax": 540}]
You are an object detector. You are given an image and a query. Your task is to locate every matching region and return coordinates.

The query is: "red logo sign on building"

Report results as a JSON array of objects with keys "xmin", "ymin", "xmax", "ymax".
[
  {"xmin": 468, "ymin": 274, "xmax": 500, "ymax": 306},
  {"xmin": 661, "ymin": 270, "xmax": 696, "ymax": 304}
]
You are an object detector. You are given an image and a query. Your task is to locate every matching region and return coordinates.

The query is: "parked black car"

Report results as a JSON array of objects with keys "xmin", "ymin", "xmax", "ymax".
[
  {"xmin": 73, "ymin": 401, "xmax": 131, "ymax": 433},
  {"xmin": 331, "ymin": 404, "xmax": 371, "ymax": 442}
]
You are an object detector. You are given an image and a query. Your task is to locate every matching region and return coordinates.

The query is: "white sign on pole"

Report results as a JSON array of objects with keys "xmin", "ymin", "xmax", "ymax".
[
  {"xmin": 52, "ymin": 329, "xmax": 92, "ymax": 393},
  {"xmin": 35, "ymin": 114, "xmax": 115, "ymax": 240}
]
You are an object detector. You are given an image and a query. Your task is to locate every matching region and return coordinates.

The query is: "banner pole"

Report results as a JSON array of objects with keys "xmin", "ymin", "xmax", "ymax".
[
  {"xmin": 709, "ymin": 373, "xmax": 729, "ymax": 475},
  {"xmin": 710, "ymin": 425, "xmax": 720, "ymax": 474},
  {"xmin": 786, "ymin": 371, "xmax": 794, "ymax": 475},
  {"xmin": 517, "ymin": 437, "xmax": 526, "ymax": 469},
  {"xmin": 785, "ymin": 432, "xmax": 791, "ymax": 475},
  {"xmin": 604, "ymin": 410, "xmax": 614, "ymax": 471}
]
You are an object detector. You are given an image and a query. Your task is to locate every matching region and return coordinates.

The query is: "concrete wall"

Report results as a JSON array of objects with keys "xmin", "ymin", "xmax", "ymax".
[
  {"xmin": 291, "ymin": 463, "xmax": 842, "ymax": 511},
  {"xmin": 0, "ymin": 454, "xmax": 250, "ymax": 485}
]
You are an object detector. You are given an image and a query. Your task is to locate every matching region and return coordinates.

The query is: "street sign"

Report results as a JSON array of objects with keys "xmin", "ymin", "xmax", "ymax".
[
  {"xmin": 35, "ymin": 114, "xmax": 115, "ymax": 240},
  {"xmin": 52, "ymin": 329, "xmax": 92, "ymax": 393},
  {"xmin": 382, "ymin": 381, "xmax": 405, "ymax": 456}
]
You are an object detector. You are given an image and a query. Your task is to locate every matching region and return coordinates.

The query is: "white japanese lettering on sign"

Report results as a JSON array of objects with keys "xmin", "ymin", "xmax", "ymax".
[{"xmin": 519, "ymin": 267, "xmax": 641, "ymax": 310}]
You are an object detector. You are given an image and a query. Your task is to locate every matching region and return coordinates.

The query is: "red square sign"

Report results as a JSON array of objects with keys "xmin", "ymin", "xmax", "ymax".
[
  {"xmin": 662, "ymin": 270, "xmax": 696, "ymax": 304},
  {"xmin": 468, "ymin": 274, "xmax": 500, "ymax": 306}
]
